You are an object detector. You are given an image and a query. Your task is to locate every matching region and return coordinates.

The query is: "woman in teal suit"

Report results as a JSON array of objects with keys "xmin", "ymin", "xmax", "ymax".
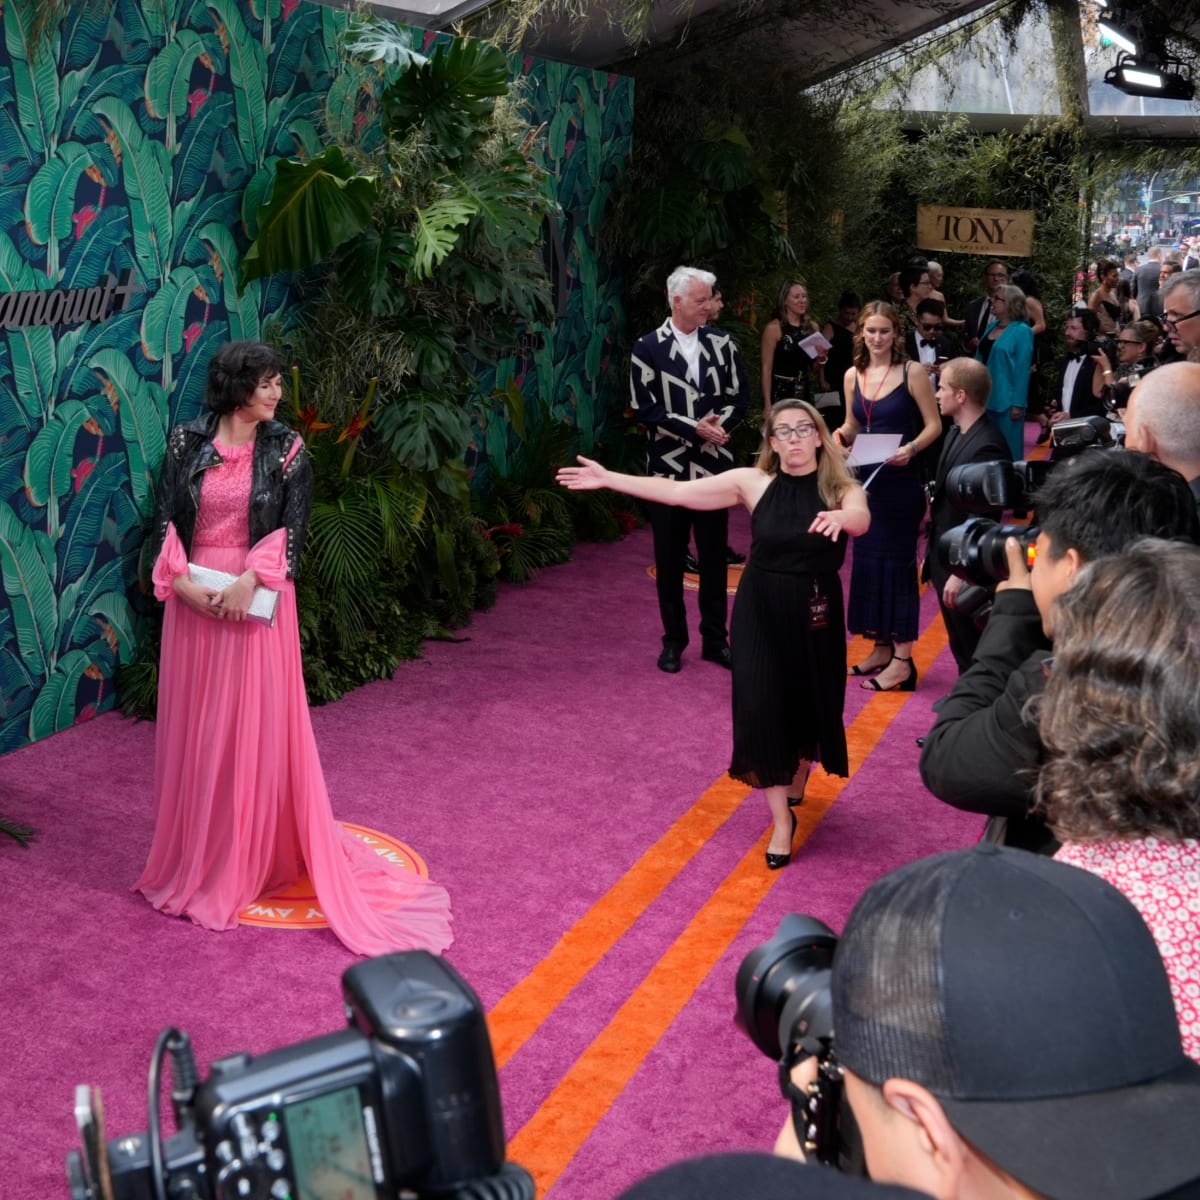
[{"xmin": 975, "ymin": 284, "xmax": 1034, "ymax": 460}]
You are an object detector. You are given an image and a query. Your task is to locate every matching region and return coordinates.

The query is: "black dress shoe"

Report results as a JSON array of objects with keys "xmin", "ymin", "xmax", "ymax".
[
  {"xmin": 684, "ymin": 553, "xmax": 700, "ymax": 574},
  {"xmin": 726, "ymin": 546, "xmax": 746, "ymax": 565},
  {"xmin": 701, "ymin": 645, "xmax": 733, "ymax": 669},
  {"xmin": 657, "ymin": 646, "xmax": 683, "ymax": 673},
  {"xmin": 915, "ymin": 736, "xmax": 927, "ymax": 748},
  {"xmin": 766, "ymin": 812, "xmax": 797, "ymax": 870}
]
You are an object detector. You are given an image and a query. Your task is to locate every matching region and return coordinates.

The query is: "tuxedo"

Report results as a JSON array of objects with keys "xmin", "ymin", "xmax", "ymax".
[
  {"xmin": 629, "ymin": 317, "xmax": 748, "ymax": 654},
  {"xmin": 927, "ymin": 415, "xmax": 1014, "ymax": 671},
  {"xmin": 904, "ymin": 329, "xmax": 955, "ymax": 365},
  {"xmin": 1053, "ymin": 352, "xmax": 1104, "ymax": 420}
]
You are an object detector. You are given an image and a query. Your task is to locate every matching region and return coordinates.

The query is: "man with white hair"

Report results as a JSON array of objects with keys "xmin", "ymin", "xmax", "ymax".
[
  {"xmin": 1125, "ymin": 360, "xmax": 1200, "ymax": 511},
  {"xmin": 629, "ymin": 266, "xmax": 748, "ymax": 672}
]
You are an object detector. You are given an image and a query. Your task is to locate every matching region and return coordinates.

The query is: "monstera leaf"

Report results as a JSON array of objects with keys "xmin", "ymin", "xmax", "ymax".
[
  {"xmin": 381, "ymin": 37, "xmax": 508, "ymax": 161},
  {"xmin": 374, "ymin": 390, "xmax": 472, "ymax": 473},
  {"xmin": 337, "ymin": 225, "xmax": 414, "ymax": 317},
  {"xmin": 239, "ymin": 146, "xmax": 379, "ymax": 287},
  {"xmin": 411, "ymin": 195, "xmax": 476, "ymax": 280},
  {"xmin": 342, "ymin": 15, "xmax": 428, "ymax": 68}
]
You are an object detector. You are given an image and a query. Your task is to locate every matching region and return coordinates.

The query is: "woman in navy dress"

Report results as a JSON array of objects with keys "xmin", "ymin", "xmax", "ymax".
[{"xmin": 834, "ymin": 301, "xmax": 941, "ymax": 692}]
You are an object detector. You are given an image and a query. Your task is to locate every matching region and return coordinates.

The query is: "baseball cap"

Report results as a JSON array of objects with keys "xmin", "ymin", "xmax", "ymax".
[
  {"xmin": 614, "ymin": 1152, "xmax": 926, "ymax": 1200},
  {"xmin": 831, "ymin": 843, "xmax": 1200, "ymax": 1200}
]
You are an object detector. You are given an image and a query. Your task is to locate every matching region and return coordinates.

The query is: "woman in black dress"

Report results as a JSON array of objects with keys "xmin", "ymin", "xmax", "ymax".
[
  {"xmin": 557, "ymin": 401, "xmax": 869, "ymax": 870},
  {"xmin": 761, "ymin": 280, "xmax": 826, "ymax": 415}
]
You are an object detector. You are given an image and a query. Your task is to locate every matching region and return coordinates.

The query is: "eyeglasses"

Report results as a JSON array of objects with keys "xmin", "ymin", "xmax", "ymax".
[
  {"xmin": 986, "ymin": 271, "xmax": 1009, "ymax": 280},
  {"xmin": 772, "ymin": 423, "xmax": 818, "ymax": 441},
  {"xmin": 1163, "ymin": 309, "xmax": 1200, "ymax": 329},
  {"xmin": 918, "ymin": 323, "xmax": 943, "ymax": 333},
  {"xmin": 1116, "ymin": 338, "xmax": 1144, "ymax": 346}
]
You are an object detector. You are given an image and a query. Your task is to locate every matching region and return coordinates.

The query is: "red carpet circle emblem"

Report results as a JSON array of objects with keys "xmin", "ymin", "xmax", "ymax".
[{"xmin": 238, "ymin": 823, "xmax": 430, "ymax": 929}]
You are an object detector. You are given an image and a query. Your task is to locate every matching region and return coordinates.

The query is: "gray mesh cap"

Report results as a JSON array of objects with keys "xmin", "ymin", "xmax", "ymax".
[{"xmin": 831, "ymin": 843, "xmax": 1200, "ymax": 1200}]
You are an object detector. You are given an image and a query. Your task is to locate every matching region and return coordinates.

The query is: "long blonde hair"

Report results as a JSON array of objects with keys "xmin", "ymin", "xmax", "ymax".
[{"xmin": 756, "ymin": 400, "xmax": 856, "ymax": 507}]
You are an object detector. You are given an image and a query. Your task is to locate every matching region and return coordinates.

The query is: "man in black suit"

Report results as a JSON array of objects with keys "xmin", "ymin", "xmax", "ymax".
[
  {"xmin": 1050, "ymin": 310, "xmax": 1106, "ymax": 423},
  {"xmin": 925, "ymin": 358, "xmax": 1012, "ymax": 672},
  {"xmin": 629, "ymin": 266, "xmax": 748, "ymax": 673},
  {"xmin": 962, "ymin": 260, "xmax": 1010, "ymax": 353},
  {"xmin": 1143, "ymin": 259, "xmax": 1181, "ymax": 321},
  {"xmin": 903, "ymin": 299, "xmax": 955, "ymax": 372},
  {"xmin": 1133, "ymin": 246, "xmax": 1162, "ymax": 302}
]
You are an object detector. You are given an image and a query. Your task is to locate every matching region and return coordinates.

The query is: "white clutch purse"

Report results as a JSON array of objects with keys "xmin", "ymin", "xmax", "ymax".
[{"xmin": 187, "ymin": 563, "xmax": 279, "ymax": 627}]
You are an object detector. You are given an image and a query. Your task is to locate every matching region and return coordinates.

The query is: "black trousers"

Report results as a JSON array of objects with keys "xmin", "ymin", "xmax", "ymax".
[
  {"xmin": 647, "ymin": 502, "xmax": 729, "ymax": 652},
  {"xmin": 932, "ymin": 567, "xmax": 984, "ymax": 674}
]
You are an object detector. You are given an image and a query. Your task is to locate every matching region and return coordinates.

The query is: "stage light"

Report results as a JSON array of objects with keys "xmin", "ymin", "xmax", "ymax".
[
  {"xmin": 1104, "ymin": 52, "xmax": 1196, "ymax": 101},
  {"xmin": 1098, "ymin": 19, "xmax": 1138, "ymax": 55}
]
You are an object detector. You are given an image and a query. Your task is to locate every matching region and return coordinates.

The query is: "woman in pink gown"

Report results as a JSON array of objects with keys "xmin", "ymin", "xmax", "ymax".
[{"xmin": 134, "ymin": 341, "xmax": 452, "ymax": 956}]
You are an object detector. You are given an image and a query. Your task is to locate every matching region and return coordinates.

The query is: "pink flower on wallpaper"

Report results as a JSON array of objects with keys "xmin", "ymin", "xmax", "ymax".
[
  {"xmin": 183, "ymin": 322, "xmax": 204, "ymax": 352},
  {"xmin": 281, "ymin": 0, "xmax": 300, "ymax": 18},
  {"xmin": 187, "ymin": 88, "xmax": 209, "ymax": 117},
  {"xmin": 72, "ymin": 458, "xmax": 96, "ymax": 492},
  {"xmin": 72, "ymin": 205, "xmax": 99, "ymax": 239}
]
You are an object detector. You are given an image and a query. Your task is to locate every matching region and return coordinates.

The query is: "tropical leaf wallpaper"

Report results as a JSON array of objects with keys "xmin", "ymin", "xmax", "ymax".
[
  {"xmin": 475, "ymin": 54, "xmax": 634, "ymax": 483},
  {"xmin": 0, "ymin": 0, "xmax": 632, "ymax": 751}
]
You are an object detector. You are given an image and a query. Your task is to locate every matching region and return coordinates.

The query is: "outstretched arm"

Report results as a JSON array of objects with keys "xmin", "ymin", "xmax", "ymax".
[{"xmin": 557, "ymin": 456, "xmax": 752, "ymax": 511}]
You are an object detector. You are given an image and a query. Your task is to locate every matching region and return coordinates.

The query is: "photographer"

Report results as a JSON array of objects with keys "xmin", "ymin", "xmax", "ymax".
[
  {"xmin": 772, "ymin": 845, "xmax": 1200, "ymax": 1200},
  {"xmin": 919, "ymin": 451, "xmax": 1199, "ymax": 853},
  {"xmin": 1125, "ymin": 361, "xmax": 1200, "ymax": 512},
  {"xmin": 924, "ymin": 359, "xmax": 1012, "ymax": 673}
]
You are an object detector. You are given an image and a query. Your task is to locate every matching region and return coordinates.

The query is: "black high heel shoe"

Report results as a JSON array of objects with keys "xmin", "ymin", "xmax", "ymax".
[
  {"xmin": 787, "ymin": 767, "xmax": 810, "ymax": 808},
  {"xmin": 861, "ymin": 654, "xmax": 917, "ymax": 693},
  {"xmin": 766, "ymin": 812, "xmax": 797, "ymax": 870},
  {"xmin": 848, "ymin": 640, "xmax": 893, "ymax": 676}
]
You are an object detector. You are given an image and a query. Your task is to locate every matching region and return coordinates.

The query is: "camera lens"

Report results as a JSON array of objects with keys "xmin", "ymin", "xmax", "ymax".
[
  {"xmin": 942, "ymin": 518, "xmax": 1039, "ymax": 588},
  {"xmin": 735, "ymin": 914, "xmax": 837, "ymax": 1061}
]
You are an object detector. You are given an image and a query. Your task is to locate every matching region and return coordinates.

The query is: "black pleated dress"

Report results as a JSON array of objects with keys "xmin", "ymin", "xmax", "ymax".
[{"xmin": 729, "ymin": 470, "xmax": 850, "ymax": 787}]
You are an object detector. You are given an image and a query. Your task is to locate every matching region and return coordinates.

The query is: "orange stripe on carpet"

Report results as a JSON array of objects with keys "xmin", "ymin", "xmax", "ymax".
[
  {"xmin": 506, "ymin": 620, "xmax": 948, "ymax": 1194},
  {"xmin": 488, "ymin": 772, "xmax": 752, "ymax": 1067}
]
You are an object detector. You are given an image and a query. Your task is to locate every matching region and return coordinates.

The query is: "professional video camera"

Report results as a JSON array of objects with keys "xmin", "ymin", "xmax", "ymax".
[
  {"xmin": 735, "ymin": 914, "xmax": 863, "ymax": 1175},
  {"xmin": 67, "ymin": 952, "xmax": 533, "ymax": 1200}
]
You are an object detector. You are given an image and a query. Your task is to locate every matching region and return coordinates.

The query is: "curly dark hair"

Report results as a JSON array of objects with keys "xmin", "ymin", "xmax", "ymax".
[
  {"xmin": 851, "ymin": 301, "xmax": 904, "ymax": 371},
  {"xmin": 205, "ymin": 341, "xmax": 285, "ymax": 415},
  {"xmin": 1036, "ymin": 539, "xmax": 1200, "ymax": 842}
]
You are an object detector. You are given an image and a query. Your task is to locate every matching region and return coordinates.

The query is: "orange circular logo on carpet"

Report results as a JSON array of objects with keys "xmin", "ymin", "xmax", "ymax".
[{"xmin": 238, "ymin": 824, "xmax": 430, "ymax": 929}]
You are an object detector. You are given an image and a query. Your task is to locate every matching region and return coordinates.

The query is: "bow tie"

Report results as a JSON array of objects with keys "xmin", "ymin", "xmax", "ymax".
[
  {"xmin": 1070, "ymin": 353, "xmax": 1086, "ymax": 363},
  {"xmin": 920, "ymin": 338, "xmax": 936, "ymax": 349}
]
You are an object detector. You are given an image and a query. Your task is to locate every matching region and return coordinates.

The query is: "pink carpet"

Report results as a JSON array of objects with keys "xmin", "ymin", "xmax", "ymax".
[{"xmin": 0, "ymin": 486, "xmax": 994, "ymax": 1198}]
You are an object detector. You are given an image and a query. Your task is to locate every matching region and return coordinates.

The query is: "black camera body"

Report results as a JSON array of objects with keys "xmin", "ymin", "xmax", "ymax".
[
  {"xmin": 736, "ymin": 915, "xmax": 863, "ymax": 1175},
  {"xmin": 67, "ymin": 952, "xmax": 531, "ymax": 1200}
]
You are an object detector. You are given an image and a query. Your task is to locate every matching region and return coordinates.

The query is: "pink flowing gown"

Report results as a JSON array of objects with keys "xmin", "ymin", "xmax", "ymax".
[{"xmin": 134, "ymin": 437, "xmax": 452, "ymax": 956}]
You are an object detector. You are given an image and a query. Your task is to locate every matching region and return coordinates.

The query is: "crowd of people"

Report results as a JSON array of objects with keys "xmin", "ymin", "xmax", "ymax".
[
  {"xmin": 557, "ymin": 259, "xmax": 1200, "ymax": 1198},
  {"xmin": 133, "ymin": 260, "xmax": 1200, "ymax": 1196}
]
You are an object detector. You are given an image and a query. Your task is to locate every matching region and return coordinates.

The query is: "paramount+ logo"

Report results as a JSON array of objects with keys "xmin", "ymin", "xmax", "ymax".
[{"xmin": 0, "ymin": 268, "xmax": 141, "ymax": 329}]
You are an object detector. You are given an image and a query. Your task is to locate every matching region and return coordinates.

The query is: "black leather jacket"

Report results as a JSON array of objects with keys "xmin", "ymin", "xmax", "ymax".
[{"xmin": 149, "ymin": 411, "xmax": 313, "ymax": 579}]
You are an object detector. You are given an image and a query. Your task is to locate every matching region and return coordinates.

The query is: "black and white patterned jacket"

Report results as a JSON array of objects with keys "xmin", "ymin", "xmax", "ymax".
[{"xmin": 629, "ymin": 318, "xmax": 748, "ymax": 480}]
